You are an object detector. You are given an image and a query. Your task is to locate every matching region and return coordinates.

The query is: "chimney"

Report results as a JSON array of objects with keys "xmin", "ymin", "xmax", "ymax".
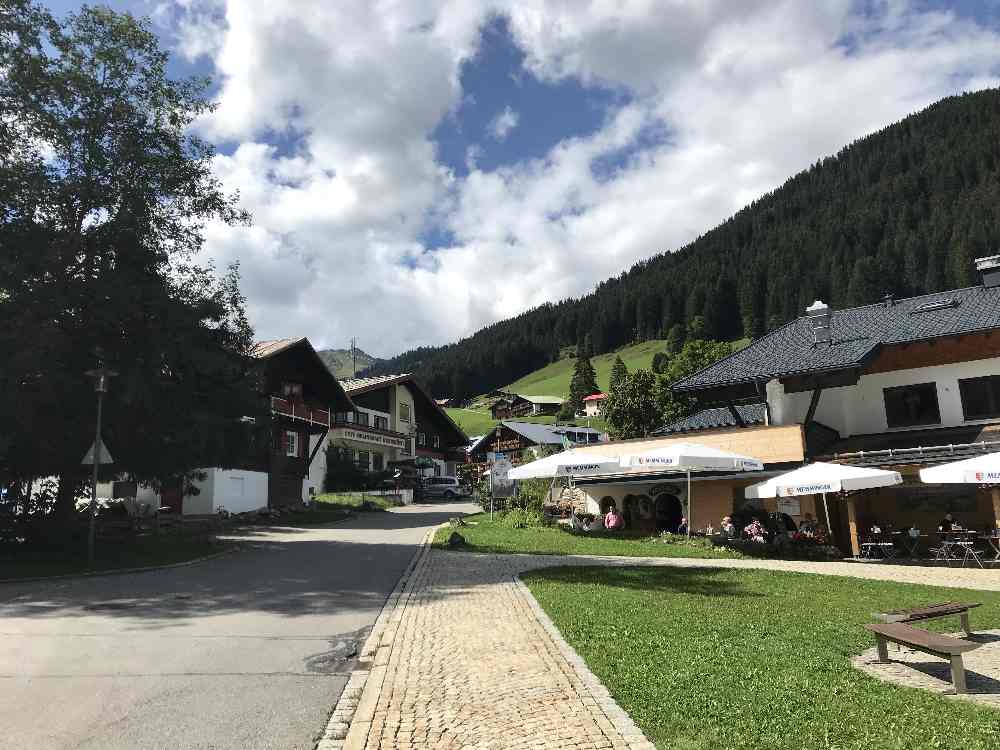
[
  {"xmin": 806, "ymin": 300, "xmax": 831, "ymax": 345},
  {"xmin": 975, "ymin": 255, "xmax": 1000, "ymax": 288},
  {"xmin": 882, "ymin": 292, "xmax": 895, "ymax": 307}
]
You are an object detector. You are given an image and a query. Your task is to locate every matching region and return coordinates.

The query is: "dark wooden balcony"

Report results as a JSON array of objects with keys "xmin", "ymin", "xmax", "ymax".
[{"xmin": 270, "ymin": 396, "xmax": 330, "ymax": 427}]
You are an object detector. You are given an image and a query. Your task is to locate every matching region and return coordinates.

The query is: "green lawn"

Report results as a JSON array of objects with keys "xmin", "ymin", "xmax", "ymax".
[
  {"xmin": 433, "ymin": 513, "xmax": 740, "ymax": 559},
  {"xmin": 524, "ymin": 566, "xmax": 1000, "ymax": 750},
  {"xmin": 0, "ymin": 533, "xmax": 224, "ymax": 580}
]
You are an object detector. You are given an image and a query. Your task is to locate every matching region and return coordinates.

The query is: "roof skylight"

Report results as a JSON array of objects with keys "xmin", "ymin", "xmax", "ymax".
[{"xmin": 910, "ymin": 298, "xmax": 959, "ymax": 314}]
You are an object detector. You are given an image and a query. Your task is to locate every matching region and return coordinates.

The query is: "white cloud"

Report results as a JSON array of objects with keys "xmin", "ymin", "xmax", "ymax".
[
  {"xmin": 488, "ymin": 105, "xmax": 520, "ymax": 140},
  {"xmin": 165, "ymin": 1, "xmax": 1000, "ymax": 358}
]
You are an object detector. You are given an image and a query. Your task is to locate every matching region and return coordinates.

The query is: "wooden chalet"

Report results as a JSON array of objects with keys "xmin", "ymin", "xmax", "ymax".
[{"xmin": 252, "ymin": 338, "xmax": 354, "ymax": 507}]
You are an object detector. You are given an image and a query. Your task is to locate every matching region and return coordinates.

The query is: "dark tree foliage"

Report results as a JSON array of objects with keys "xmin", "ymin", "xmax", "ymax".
[
  {"xmin": 609, "ymin": 355, "xmax": 629, "ymax": 392},
  {"xmin": 603, "ymin": 370, "xmax": 659, "ymax": 440},
  {"xmin": 0, "ymin": 3, "xmax": 262, "ymax": 513},
  {"xmin": 568, "ymin": 354, "xmax": 598, "ymax": 414},
  {"xmin": 655, "ymin": 340, "xmax": 735, "ymax": 425},
  {"xmin": 368, "ymin": 90, "xmax": 1000, "ymax": 400}
]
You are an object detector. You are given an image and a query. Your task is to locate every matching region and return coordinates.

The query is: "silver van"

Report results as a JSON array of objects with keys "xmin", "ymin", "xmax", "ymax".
[{"xmin": 420, "ymin": 476, "xmax": 467, "ymax": 500}]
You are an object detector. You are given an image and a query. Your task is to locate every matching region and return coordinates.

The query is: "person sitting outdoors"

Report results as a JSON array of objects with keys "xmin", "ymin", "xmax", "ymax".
[
  {"xmin": 604, "ymin": 505, "xmax": 624, "ymax": 531},
  {"xmin": 720, "ymin": 515, "xmax": 736, "ymax": 538},
  {"xmin": 799, "ymin": 513, "xmax": 817, "ymax": 536},
  {"xmin": 676, "ymin": 516, "xmax": 688, "ymax": 535},
  {"xmin": 938, "ymin": 512, "xmax": 958, "ymax": 533}
]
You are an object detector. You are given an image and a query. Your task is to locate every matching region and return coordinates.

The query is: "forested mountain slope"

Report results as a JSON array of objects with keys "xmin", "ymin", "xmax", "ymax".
[
  {"xmin": 317, "ymin": 347, "xmax": 380, "ymax": 379},
  {"xmin": 368, "ymin": 89, "xmax": 1000, "ymax": 400}
]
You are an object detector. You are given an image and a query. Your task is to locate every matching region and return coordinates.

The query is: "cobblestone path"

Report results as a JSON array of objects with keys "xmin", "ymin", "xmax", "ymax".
[{"xmin": 339, "ymin": 549, "xmax": 1000, "ymax": 749}]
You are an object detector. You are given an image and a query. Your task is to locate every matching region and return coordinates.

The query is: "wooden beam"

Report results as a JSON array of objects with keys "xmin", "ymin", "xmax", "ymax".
[
  {"xmin": 727, "ymin": 403, "xmax": 746, "ymax": 428},
  {"xmin": 846, "ymin": 495, "xmax": 861, "ymax": 557},
  {"xmin": 307, "ymin": 428, "xmax": 329, "ymax": 466},
  {"xmin": 804, "ymin": 387, "xmax": 823, "ymax": 427}
]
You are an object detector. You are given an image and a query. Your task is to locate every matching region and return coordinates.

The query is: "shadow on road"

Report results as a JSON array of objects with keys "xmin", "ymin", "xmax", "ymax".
[{"xmin": 0, "ymin": 503, "xmax": 477, "ymax": 627}]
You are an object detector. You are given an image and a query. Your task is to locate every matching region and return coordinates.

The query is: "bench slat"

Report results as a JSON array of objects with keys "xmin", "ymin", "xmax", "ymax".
[
  {"xmin": 879, "ymin": 602, "xmax": 981, "ymax": 624},
  {"xmin": 864, "ymin": 623, "xmax": 981, "ymax": 655}
]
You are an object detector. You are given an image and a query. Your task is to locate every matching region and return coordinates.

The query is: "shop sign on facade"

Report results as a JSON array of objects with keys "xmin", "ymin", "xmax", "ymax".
[{"xmin": 330, "ymin": 427, "xmax": 407, "ymax": 450}]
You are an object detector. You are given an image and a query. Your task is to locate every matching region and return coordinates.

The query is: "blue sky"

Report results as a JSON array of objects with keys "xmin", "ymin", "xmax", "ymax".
[{"xmin": 35, "ymin": 1, "xmax": 1000, "ymax": 356}]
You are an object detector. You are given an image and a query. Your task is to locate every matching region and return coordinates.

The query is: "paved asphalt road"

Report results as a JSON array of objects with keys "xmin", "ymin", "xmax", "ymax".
[{"xmin": 0, "ymin": 502, "xmax": 477, "ymax": 750}]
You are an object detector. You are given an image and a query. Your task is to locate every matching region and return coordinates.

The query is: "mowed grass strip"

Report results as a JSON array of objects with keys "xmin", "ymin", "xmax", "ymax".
[
  {"xmin": 1, "ymin": 534, "xmax": 223, "ymax": 580},
  {"xmin": 433, "ymin": 513, "xmax": 740, "ymax": 559},
  {"xmin": 523, "ymin": 566, "xmax": 1000, "ymax": 750}
]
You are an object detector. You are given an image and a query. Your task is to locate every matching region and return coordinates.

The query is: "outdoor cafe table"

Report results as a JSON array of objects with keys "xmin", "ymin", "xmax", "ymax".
[
  {"xmin": 892, "ymin": 531, "xmax": 927, "ymax": 558},
  {"xmin": 933, "ymin": 531, "xmax": 984, "ymax": 568}
]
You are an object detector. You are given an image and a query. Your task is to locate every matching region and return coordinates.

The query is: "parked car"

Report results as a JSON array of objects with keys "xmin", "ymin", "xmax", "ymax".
[{"xmin": 420, "ymin": 476, "xmax": 468, "ymax": 500}]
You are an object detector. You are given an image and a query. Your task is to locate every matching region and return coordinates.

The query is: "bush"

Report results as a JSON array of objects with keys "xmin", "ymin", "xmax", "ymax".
[
  {"xmin": 656, "ymin": 531, "xmax": 716, "ymax": 549},
  {"xmin": 497, "ymin": 507, "xmax": 548, "ymax": 529},
  {"xmin": 712, "ymin": 535, "xmax": 842, "ymax": 560},
  {"xmin": 517, "ymin": 478, "xmax": 550, "ymax": 515}
]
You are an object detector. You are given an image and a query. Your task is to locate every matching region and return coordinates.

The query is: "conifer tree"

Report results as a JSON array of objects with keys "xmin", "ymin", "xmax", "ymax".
[
  {"xmin": 568, "ymin": 353, "xmax": 599, "ymax": 414},
  {"xmin": 609, "ymin": 356, "xmax": 628, "ymax": 394}
]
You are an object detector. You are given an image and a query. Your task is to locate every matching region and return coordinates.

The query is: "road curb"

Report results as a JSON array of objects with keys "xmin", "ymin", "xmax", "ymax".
[
  {"xmin": 315, "ymin": 526, "xmax": 436, "ymax": 750},
  {"xmin": 513, "ymin": 573, "xmax": 656, "ymax": 750},
  {"xmin": 0, "ymin": 545, "xmax": 239, "ymax": 585}
]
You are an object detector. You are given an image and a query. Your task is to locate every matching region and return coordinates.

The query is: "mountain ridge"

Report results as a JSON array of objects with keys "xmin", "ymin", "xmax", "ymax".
[
  {"xmin": 367, "ymin": 89, "xmax": 1000, "ymax": 399},
  {"xmin": 317, "ymin": 348, "xmax": 380, "ymax": 380}
]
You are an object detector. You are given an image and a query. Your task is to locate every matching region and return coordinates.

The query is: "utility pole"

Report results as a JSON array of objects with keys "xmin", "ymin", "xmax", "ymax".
[{"xmin": 351, "ymin": 337, "xmax": 357, "ymax": 377}]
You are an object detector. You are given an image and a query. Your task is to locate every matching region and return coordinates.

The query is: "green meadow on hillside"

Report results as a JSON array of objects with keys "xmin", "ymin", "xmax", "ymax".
[
  {"xmin": 505, "ymin": 339, "xmax": 671, "ymax": 397},
  {"xmin": 445, "ymin": 338, "xmax": 744, "ymax": 438}
]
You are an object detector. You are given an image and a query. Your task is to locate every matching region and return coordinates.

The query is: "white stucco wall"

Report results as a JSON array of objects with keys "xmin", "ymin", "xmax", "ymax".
[
  {"xmin": 308, "ymin": 434, "xmax": 326, "ymax": 492},
  {"xmin": 186, "ymin": 468, "xmax": 268, "ymax": 514},
  {"xmin": 767, "ymin": 355, "xmax": 1000, "ymax": 437}
]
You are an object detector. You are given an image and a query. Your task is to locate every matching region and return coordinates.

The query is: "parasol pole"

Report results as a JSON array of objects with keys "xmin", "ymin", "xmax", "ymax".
[
  {"xmin": 822, "ymin": 492, "xmax": 834, "ymax": 545},
  {"xmin": 686, "ymin": 468, "xmax": 692, "ymax": 539}
]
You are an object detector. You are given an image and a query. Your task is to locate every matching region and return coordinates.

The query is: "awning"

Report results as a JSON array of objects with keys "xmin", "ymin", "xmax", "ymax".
[
  {"xmin": 618, "ymin": 443, "xmax": 764, "ymax": 472},
  {"xmin": 745, "ymin": 462, "xmax": 902, "ymax": 499},
  {"xmin": 919, "ymin": 452, "xmax": 1000, "ymax": 485},
  {"xmin": 507, "ymin": 449, "xmax": 620, "ymax": 480}
]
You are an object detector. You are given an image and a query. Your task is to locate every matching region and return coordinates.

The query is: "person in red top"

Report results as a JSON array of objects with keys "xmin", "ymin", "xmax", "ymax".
[{"xmin": 604, "ymin": 505, "xmax": 624, "ymax": 531}]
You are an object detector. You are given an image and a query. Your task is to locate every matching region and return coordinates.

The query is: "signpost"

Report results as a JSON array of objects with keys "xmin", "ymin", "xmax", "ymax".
[
  {"xmin": 490, "ymin": 456, "xmax": 514, "ymax": 520},
  {"xmin": 83, "ymin": 361, "xmax": 117, "ymax": 567}
]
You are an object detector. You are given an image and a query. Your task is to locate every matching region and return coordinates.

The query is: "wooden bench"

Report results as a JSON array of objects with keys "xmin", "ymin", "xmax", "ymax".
[
  {"xmin": 864, "ymin": 622, "xmax": 983, "ymax": 694},
  {"xmin": 875, "ymin": 601, "xmax": 981, "ymax": 636}
]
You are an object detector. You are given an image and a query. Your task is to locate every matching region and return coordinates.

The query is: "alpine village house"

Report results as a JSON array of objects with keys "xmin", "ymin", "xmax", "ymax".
[
  {"xmin": 332, "ymin": 374, "xmax": 469, "ymax": 480},
  {"xmin": 101, "ymin": 341, "xmax": 468, "ymax": 514},
  {"xmin": 564, "ymin": 256, "xmax": 1000, "ymax": 556}
]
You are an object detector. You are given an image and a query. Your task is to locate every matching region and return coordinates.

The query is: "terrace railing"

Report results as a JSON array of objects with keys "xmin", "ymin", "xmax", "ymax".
[{"xmin": 270, "ymin": 396, "xmax": 331, "ymax": 427}]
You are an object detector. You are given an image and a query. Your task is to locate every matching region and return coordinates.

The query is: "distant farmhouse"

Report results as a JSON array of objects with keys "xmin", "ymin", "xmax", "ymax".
[
  {"xmin": 490, "ymin": 394, "xmax": 564, "ymax": 420},
  {"xmin": 582, "ymin": 392, "xmax": 607, "ymax": 417},
  {"xmin": 469, "ymin": 420, "xmax": 602, "ymax": 464}
]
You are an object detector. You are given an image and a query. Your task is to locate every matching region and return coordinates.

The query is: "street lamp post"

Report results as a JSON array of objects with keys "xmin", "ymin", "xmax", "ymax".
[{"xmin": 84, "ymin": 360, "xmax": 117, "ymax": 567}]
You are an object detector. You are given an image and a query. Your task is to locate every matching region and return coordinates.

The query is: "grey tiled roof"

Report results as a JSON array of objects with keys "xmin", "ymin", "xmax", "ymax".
[
  {"xmin": 340, "ymin": 373, "xmax": 411, "ymax": 393},
  {"xmin": 674, "ymin": 284, "xmax": 1000, "ymax": 392},
  {"xmin": 653, "ymin": 403, "xmax": 767, "ymax": 435}
]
